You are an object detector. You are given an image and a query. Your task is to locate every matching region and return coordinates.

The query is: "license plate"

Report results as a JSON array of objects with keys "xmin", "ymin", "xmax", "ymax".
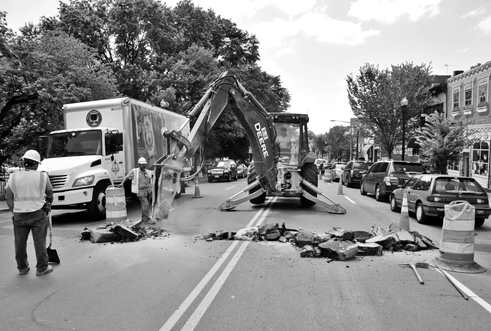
[{"xmin": 215, "ymin": 175, "xmax": 219, "ymax": 178}]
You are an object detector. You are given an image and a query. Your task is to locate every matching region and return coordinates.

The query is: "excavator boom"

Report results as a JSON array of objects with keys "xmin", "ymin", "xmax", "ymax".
[{"xmin": 151, "ymin": 71, "xmax": 346, "ymax": 221}]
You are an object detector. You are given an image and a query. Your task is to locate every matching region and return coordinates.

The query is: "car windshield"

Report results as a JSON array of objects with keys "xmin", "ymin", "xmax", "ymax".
[
  {"xmin": 434, "ymin": 178, "xmax": 485, "ymax": 193},
  {"xmin": 354, "ymin": 162, "xmax": 372, "ymax": 170},
  {"xmin": 212, "ymin": 161, "xmax": 229, "ymax": 168},
  {"xmin": 392, "ymin": 162, "xmax": 425, "ymax": 174}
]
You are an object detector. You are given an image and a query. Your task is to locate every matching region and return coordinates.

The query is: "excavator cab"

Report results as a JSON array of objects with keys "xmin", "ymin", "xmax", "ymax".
[{"xmin": 271, "ymin": 113, "xmax": 311, "ymax": 166}]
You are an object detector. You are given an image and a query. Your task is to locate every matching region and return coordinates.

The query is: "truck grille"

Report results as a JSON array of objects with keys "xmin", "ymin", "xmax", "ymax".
[{"xmin": 49, "ymin": 175, "xmax": 69, "ymax": 189}]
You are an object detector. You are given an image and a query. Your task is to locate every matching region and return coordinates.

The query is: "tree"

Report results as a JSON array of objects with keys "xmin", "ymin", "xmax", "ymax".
[
  {"xmin": 325, "ymin": 126, "xmax": 350, "ymax": 161},
  {"xmin": 347, "ymin": 62, "xmax": 433, "ymax": 159},
  {"xmin": 0, "ymin": 28, "xmax": 118, "ymax": 166},
  {"xmin": 415, "ymin": 112, "xmax": 477, "ymax": 174}
]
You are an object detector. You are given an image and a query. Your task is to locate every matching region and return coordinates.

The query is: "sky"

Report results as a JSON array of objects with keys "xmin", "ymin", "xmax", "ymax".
[{"xmin": 3, "ymin": 0, "xmax": 491, "ymax": 134}]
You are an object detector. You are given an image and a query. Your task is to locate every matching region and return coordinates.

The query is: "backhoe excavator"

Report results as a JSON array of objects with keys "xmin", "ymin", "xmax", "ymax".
[{"xmin": 151, "ymin": 71, "xmax": 346, "ymax": 221}]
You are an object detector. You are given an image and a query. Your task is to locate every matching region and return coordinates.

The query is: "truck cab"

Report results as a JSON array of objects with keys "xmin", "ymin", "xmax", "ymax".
[{"xmin": 39, "ymin": 127, "xmax": 123, "ymax": 219}]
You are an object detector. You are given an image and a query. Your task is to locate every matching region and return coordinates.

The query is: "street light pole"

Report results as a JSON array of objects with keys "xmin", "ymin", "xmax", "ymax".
[{"xmin": 400, "ymin": 97, "xmax": 408, "ymax": 161}]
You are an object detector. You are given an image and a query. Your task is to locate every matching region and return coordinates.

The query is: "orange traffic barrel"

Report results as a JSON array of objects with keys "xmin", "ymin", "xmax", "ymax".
[
  {"xmin": 105, "ymin": 185, "xmax": 127, "ymax": 222},
  {"xmin": 431, "ymin": 201, "xmax": 486, "ymax": 273}
]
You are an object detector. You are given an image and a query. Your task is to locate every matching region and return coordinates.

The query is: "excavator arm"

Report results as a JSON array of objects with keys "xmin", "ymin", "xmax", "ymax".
[{"xmin": 151, "ymin": 71, "xmax": 278, "ymax": 220}]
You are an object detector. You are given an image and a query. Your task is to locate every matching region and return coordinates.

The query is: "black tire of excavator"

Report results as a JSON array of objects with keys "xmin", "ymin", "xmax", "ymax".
[
  {"xmin": 247, "ymin": 163, "xmax": 266, "ymax": 204},
  {"xmin": 300, "ymin": 163, "xmax": 318, "ymax": 207}
]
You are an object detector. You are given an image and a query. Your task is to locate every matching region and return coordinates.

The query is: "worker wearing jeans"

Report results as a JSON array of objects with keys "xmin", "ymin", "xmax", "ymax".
[
  {"xmin": 6, "ymin": 150, "xmax": 54, "ymax": 276},
  {"xmin": 122, "ymin": 157, "xmax": 154, "ymax": 224}
]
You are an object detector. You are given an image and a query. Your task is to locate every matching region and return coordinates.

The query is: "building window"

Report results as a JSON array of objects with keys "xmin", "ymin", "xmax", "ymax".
[
  {"xmin": 453, "ymin": 90, "xmax": 460, "ymax": 109},
  {"xmin": 478, "ymin": 82, "xmax": 488, "ymax": 104},
  {"xmin": 472, "ymin": 141, "xmax": 489, "ymax": 176},
  {"xmin": 465, "ymin": 84, "xmax": 472, "ymax": 107}
]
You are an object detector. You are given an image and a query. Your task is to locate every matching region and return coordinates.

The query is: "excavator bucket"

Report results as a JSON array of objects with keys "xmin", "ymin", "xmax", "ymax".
[{"xmin": 152, "ymin": 154, "xmax": 186, "ymax": 220}]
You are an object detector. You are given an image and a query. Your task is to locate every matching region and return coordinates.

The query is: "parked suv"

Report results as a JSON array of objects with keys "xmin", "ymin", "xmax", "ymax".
[
  {"xmin": 360, "ymin": 160, "xmax": 425, "ymax": 201},
  {"xmin": 341, "ymin": 161, "xmax": 373, "ymax": 187},
  {"xmin": 207, "ymin": 159, "xmax": 238, "ymax": 182}
]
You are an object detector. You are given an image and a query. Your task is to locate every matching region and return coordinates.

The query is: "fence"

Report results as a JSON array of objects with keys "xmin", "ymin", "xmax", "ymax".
[
  {"xmin": 0, "ymin": 180, "xmax": 6, "ymax": 201},
  {"xmin": 0, "ymin": 172, "xmax": 9, "ymax": 201}
]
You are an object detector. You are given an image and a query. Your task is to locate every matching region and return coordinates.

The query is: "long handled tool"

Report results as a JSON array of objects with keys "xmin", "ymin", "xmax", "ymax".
[
  {"xmin": 399, "ymin": 262, "xmax": 428, "ymax": 285},
  {"xmin": 435, "ymin": 265, "xmax": 468, "ymax": 300},
  {"xmin": 47, "ymin": 213, "xmax": 60, "ymax": 264}
]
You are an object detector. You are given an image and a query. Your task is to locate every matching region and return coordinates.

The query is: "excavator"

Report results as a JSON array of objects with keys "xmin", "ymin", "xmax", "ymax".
[{"xmin": 151, "ymin": 71, "xmax": 346, "ymax": 221}]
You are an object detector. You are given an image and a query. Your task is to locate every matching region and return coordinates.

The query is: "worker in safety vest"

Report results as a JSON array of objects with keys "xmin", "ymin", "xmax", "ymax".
[
  {"xmin": 122, "ymin": 157, "xmax": 155, "ymax": 224},
  {"xmin": 6, "ymin": 150, "xmax": 54, "ymax": 276}
]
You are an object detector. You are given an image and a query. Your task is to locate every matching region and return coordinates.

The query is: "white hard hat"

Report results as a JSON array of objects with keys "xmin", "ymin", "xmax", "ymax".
[
  {"xmin": 138, "ymin": 157, "xmax": 147, "ymax": 165},
  {"xmin": 22, "ymin": 150, "xmax": 42, "ymax": 164}
]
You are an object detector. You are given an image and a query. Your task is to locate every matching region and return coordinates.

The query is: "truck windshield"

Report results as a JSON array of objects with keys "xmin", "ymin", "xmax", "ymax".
[{"xmin": 48, "ymin": 130, "xmax": 102, "ymax": 157}]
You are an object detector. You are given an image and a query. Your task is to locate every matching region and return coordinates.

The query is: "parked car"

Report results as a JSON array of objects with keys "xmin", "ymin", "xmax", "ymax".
[
  {"xmin": 341, "ymin": 161, "xmax": 373, "ymax": 187},
  {"xmin": 360, "ymin": 160, "xmax": 425, "ymax": 201},
  {"xmin": 237, "ymin": 164, "xmax": 249, "ymax": 178},
  {"xmin": 207, "ymin": 160, "xmax": 238, "ymax": 182},
  {"xmin": 330, "ymin": 162, "xmax": 347, "ymax": 182},
  {"xmin": 389, "ymin": 174, "xmax": 491, "ymax": 228}
]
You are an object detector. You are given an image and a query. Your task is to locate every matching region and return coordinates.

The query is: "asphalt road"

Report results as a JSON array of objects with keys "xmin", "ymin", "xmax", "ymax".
[{"xmin": 1, "ymin": 178, "xmax": 491, "ymax": 330}]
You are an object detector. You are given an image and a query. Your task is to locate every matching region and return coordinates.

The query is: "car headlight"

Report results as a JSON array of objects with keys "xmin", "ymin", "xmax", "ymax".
[{"xmin": 73, "ymin": 175, "xmax": 95, "ymax": 187}]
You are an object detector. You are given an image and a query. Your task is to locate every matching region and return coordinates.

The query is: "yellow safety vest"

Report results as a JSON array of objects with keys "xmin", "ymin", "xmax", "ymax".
[{"xmin": 7, "ymin": 170, "xmax": 47, "ymax": 213}]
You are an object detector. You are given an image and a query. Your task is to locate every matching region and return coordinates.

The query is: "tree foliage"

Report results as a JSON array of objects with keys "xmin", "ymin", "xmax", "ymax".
[
  {"xmin": 325, "ymin": 126, "xmax": 350, "ymax": 161},
  {"xmin": 0, "ymin": 18, "xmax": 118, "ymax": 165},
  {"xmin": 40, "ymin": 0, "xmax": 287, "ymax": 162},
  {"xmin": 346, "ymin": 62, "xmax": 433, "ymax": 158},
  {"xmin": 415, "ymin": 112, "xmax": 476, "ymax": 174}
]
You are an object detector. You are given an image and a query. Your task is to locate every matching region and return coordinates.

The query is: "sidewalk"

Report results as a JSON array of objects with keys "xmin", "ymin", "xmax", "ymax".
[{"xmin": 0, "ymin": 200, "xmax": 9, "ymax": 212}]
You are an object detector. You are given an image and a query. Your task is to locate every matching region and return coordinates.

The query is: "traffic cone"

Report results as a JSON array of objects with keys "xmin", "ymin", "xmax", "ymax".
[
  {"xmin": 337, "ymin": 176, "xmax": 344, "ymax": 195},
  {"xmin": 399, "ymin": 192, "xmax": 410, "ymax": 231},
  {"xmin": 192, "ymin": 176, "xmax": 203, "ymax": 198}
]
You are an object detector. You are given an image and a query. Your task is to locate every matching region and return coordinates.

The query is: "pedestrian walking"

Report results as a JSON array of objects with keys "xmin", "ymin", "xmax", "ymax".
[
  {"xmin": 5, "ymin": 150, "xmax": 54, "ymax": 276},
  {"xmin": 122, "ymin": 157, "xmax": 155, "ymax": 224}
]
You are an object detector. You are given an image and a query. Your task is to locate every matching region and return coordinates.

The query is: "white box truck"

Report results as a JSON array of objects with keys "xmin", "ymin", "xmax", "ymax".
[{"xmin": 38, "ymin": 98, "xmax": 190, "ymax": 219}]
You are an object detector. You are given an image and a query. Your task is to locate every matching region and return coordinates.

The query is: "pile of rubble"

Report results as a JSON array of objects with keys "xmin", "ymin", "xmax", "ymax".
[
  {"xmin": 197, "ymin": 223, "xmax": 438, "ymax": 262},
  {"xmin": 80, "ymin": 219, "xmax": 168, "ymax": 243}
]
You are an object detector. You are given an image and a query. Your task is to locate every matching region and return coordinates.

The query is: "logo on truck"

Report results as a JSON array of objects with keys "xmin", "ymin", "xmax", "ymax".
[
  {"xmin": 86, "ymin": 110, "xmax": 102, "ymax": 127},
  {"xmin": 254, "ymin": 122, "xmax": 269, "ymax": 158}
]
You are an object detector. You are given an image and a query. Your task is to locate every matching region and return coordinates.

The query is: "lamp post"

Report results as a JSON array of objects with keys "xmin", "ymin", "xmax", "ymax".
[
  {"xmin": 330, "ymin": 120, "xmax": 352, "ymax": 160},
  {"xmin": 400, "ymin": 97, "xmax": 408, "ymax": 161}
]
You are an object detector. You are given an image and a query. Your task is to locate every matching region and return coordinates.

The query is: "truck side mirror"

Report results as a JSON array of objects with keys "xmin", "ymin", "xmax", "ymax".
[{"xmin": 113, "ymin": 133, "xmax": 123, "ymax": 145}]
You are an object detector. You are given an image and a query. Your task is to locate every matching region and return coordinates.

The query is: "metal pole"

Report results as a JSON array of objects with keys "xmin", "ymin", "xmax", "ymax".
[
  {"xmin": 356, "ymin": 128, "xmax": 359, "ymax": 160},
  {"xmin": 349, "ymin": 126, "xmax": 353, "ymax": 161},
  {"xmin": 402, "ymin": 106, "xmax": 406, "ymax": 161}
]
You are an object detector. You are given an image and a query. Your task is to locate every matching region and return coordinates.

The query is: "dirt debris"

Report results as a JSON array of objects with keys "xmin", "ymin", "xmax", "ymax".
[
  {"xmin": 80, "ymin": 219, "xmax": 169, "ymax": 243},
  {"xmin": 197, "ymin": 222, "xmax": 438, "ymax": 262}
]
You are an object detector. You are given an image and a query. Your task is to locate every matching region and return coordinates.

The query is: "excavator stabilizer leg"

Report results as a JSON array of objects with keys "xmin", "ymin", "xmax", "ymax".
[
  {"xmin": 219, "ymin": 180, "xmax": 265, "ymax": 211},
  {"xmin": 300, "ymin": 178, "xmax": 347, "ymax": 214}
]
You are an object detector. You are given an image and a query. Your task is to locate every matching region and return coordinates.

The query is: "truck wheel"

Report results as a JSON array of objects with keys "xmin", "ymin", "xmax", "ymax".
[
  {"xmin": 247, "ymin": 163, "xmax": 266, "ymax": 204},
  {"xmin": 87, "ymin": 182, "xmax": 109, "ymax": 220},
  {"xmin": 300, "ymin": 163, "xmax": 318, "ymax": 207}
]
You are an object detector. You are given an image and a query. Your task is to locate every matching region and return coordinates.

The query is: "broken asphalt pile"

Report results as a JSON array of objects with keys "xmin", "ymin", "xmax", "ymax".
[
  {"xmin": 80, "ymin": 219, "xmax": 168, "ymax": 243},
  {"xmin": 197, "ymin": 222, "xmax": 438, "ymax": 262}
]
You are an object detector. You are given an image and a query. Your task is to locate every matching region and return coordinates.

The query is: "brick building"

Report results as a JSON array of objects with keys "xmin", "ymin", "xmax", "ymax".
[{"xmin": 447, "ymin": 61, "xmax": 491, "ymax": 188}]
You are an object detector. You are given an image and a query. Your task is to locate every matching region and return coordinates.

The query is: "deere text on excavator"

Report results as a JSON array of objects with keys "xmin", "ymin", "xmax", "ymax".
[{"xmin": 151, "ymin": 71, "xmax": 346, "ymax": 221}]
